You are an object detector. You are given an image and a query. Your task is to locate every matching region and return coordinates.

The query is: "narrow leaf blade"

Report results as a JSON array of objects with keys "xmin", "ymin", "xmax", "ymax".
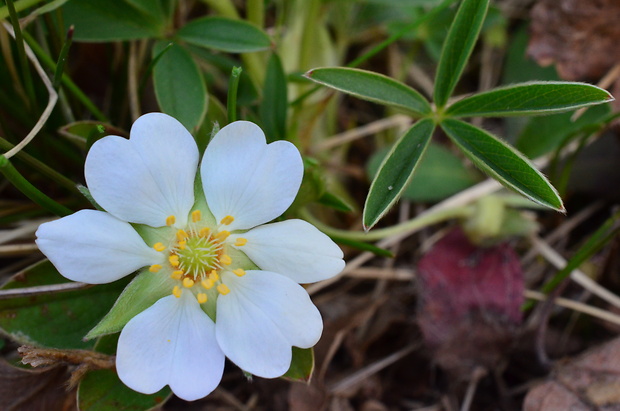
[
  {"xmin": 446, "ymin": 81, "xmax": 614, "ymax": 117},
  {"xmin": 441, "ymin": 119, "xmax": 564, "ymax": 211},
  {"xmin": 433, "ymin": 0, "xmax": 489, "ymax": 108},
  {"xmin": 177, "ymin": 17, "xmax": 271, "ymax": 53},
  {"xmin": 305, "ymin": 67, "xmax": 431, "ymax": 116},
  {"xmin": 363, "ymin": 119, "xmax": 436, "ymax": 229},
  {"xmin": 260, "ymin": 53, "xmax": 288, "ymax": 142},
  {"xmin": 152, "ymin": 42, "xmax": 207, "ymax": 131}
]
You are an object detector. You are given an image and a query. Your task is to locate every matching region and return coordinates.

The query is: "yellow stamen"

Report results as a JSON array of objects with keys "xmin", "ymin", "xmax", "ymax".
[
  {"xmin": 234, "ymin": 238, "xmax": 247, "ymax": 246},
  {"xmin": 197, "ymin": 293, "xmax": 208, "ymax": 304},
  {"xmin": 233, "ymin": 268, "xmax": 246, "ymax": 277},
  {"xmin": 149, "ymin": 264, "xmax": 162, "ymax": 273},
  {"xmin": 217, "ymin": 284, "xmax": 230, "ymax": 295},
  {"xmin": 171, "ymin": 270, "xmax": 184, "ymax": 280},
  {"xmin": 176, "ymin": 229, "xmax": 188, "ymax": 241},
  {"xmin": 201, "ymin": 279, "xmax": 214, "ymax": 289},
  {"xmin": 199, "ymin": 227, "xmax": 211, "ymax": 237},
  {"xmin": 208, "ymin": 270, "xmax": 219, "ymax": 281},
  {"xmin": 153, "ymin": 242, "xmax": 166, "ymax": 252},
  {"xmin": 215, "ymin": 230, "xmax": 230, "ymax": 241},
  {"xmin": 178, "ymin": 240, "xmax": 186, "ymax": 250},
  {"xmin": 172, "ymin": 286, "xmax": 182, "ymax": 298},
  {"xmin": 220, "ymin": 254, "xmax": 232, "ymax": 265},
  {"xmin": 182, "ymin": 278, "xmax": 195, "ymax": 288},
  {"xmin": 166, "ymin": 215, "xmax": 176, "ymax": 226},
  {"xmin": 192, "ymin": 210, "xmax": 202, "ymax": 222},
  {"xmin": 220, "ymin": 215, "xmax": 235, "ymax": 225},
  {"xmin": 169, "ymin": 255, "xmax": 180, "ymax": 267}
]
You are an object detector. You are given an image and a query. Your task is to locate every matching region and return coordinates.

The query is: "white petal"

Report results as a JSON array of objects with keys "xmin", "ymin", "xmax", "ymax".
[
  {"xmin": 35, "ymin": 210, "xmax": 161, "ymax": 284},
  {"xmin": 233, "ymin": 219, "xmax": 344, "ymax": 284},
  {"xmin": 201, "ymin": 121, "xmax": 303, "ymax": 231},
  {"xmin": 116, "ymin": 293, "xmax": 225, "ymax": 401},
  {"xmin": 216, "ymin": 270, "xmax": 323, "ymax": 378},
  {"xmin": 85, "ymin": 112, "xmax": 198, "ymax": 227}
]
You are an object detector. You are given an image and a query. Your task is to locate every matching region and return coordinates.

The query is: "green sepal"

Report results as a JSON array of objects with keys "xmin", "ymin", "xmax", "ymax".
[
  {"xmin": 85, "ymin": 270, "xmax": 173, "ymax": 340},
  {"xmin": 282, "ymin": 347, "xmax": 315, "ymax": 382}
]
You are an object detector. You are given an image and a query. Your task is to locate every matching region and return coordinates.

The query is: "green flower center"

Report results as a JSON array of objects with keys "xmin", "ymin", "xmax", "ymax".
[{"xmin": 176, "ymin": 235, "xmax": 221, "ymax": 278}]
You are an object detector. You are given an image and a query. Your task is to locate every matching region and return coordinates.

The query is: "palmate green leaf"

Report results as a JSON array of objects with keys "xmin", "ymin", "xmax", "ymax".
[
  {"xmin": 78, "ymin": 334, "xmax": 172, "ymax": 411},
  {"xmin": 305, "ymin": 67, "xmax": 431, "ymax": 117},
  {"xmin": 0, "ymin": 260, "xmax": 128, "ymax": 349},
  {"xmin": 152, "ymin": 42, "xmax": 207, "ymax": 131},
  {"xmin": 62, "ymin": 0, "xmax": 167, "ymax": 41},
  {"xmin": 260, "ymin": 53, "xmax": 288, "ymax": 142},
  {"xmin": 363, "ymin": 119, "xmax": 435, "ymax": 229},
  {"xmin": 441, "ymin": 119, "xmax": 564, "ymax": 211},
  {"xmin": 177, "ymin": 17, "xmax": 271, "ymax": 53},
  {"xmin": 433, "ymin": 0, "xmax": 489, "ymax": 108},
  {"xmin": 446, "ymin": 82, "xmax": 614, "ymax": 117}
]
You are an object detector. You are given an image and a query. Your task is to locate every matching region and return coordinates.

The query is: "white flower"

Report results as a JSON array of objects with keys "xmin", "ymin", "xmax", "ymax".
[{"xmin": 35, "ymin": 113, "xmax": 345, "ymax": 401}]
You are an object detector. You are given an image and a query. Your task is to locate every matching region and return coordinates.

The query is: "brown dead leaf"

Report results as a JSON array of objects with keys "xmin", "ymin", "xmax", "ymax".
[
  {"xmin": 524, "ymin": 336, "xmax": 620, "ymax": 410},
  {"xmin": 528, "ymin": 0, "xmax": 620, "ymax": 81},
  {"xmin": 417, "ymin": 228, "xmax": 523, "ymax": 378},
  {"xmin": 0, "ymin": 359, "xmax": 75, "ymax": 411}
]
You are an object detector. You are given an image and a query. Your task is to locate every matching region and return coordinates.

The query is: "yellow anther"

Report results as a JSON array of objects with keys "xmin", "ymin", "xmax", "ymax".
[
  {"xmin": 149, "ymin": 264, "xmax": 162, "ymax": 273},
  {"xmin": 208, "ymin": 270, "xmax": 219, "ymax": 281},
  {"xmin": 178, "ymin": 240, "xmax": 187, "ymax": 250},
  {"xmin": 217, "ymin": 284, "xmax": 230, "ymax": 295},
  {"xmin": 234, "ymin": 238, "xmax": 248, "ymax": 246},
  {"xmin": 201, "ymin": 279, "xmax": 214, "ymax": 289},
  {"xmin": 233, "ymin": 268, "xmax": 246, "ymax": 277},
  {"xmin": 197, "ymin": 293, "xmax": 208, "ymax": 304},
  {"xmin": 182, "ymin": 277, "xmax": 195, "ymax": 288},
  {"xmin": 220, "ymin": 254, "xmax": 232, "ymax": 265},
  {"xmin": 172, "ymin": 286, "xmax": 182, "ymax": 298},
  {"xmin": 166, "ymin": 215, "xmax": 176, "ymax": 226},
  {"xmin": 169, "ymin": 255, "xmax": 180, "ymax": 267},
  {"xmin": 220, "ymin": 215, "xmax": 235, "ymax": 225},
  {"xmin": 153, "ymin": 242, "xmax": 166, "ymax": 252},
  {"xmin": 176, "ymin": 229, "xmax": 188, "ymax": 241},
  {"xmin": 198, "ymin": 227, "xmax": 210, "ymax": 237},
  {"xmin": 171, "ymin": 270, "xmax": 184, "ymax": 280},
  {"xmin": 215, "ymin": 230, "xmax": 230, "ymax": 241},
  {"xmin": 192, "ymin": 210, "xmax": 202, "ymax": 222}
]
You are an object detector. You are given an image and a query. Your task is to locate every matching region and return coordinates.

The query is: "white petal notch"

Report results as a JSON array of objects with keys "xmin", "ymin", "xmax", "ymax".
[
  {"xmin": 216, "ymin": 270, "xmax": 323, "ymax": 378},
  {"xmin": 116, "ymin": 293, "xmax": 225, "ymax": 401},
  {"xmin": 233, "ymin": 219, "xmax": 345, "ymax": 283},
  {"xmin": 201, "ymin": 121, "xmax": 303, "ymax": 231},
  {"xmin": 85, "ymin": 113, "xmax": 199, "ymax": 228},
  {"xmin": 35, "ymin": 210, "xmax": 161, "ymax": 284}
]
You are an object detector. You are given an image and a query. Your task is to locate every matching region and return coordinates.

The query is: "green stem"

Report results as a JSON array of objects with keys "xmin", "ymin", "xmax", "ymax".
[
  {"xmin": 300, "ymin": 205, "xmax": 473, "ymax": 242},
  {"xmin": 0, "ymin": 155, "xmax": 72, "ymax": 216},
  {"xmin": 22, "ymin": 31, "xmax": 108, "ymax": 122},
  {"xmin": 227, "ymin": 66, "xmax": 242, "ymax": 123},
  {"xmin": 0, "ymin": 135, "xmax": 79, "ymax": 194},
  {"xmin": 200, "ymin": 0, "xmax": 239, "ymax": 18},
  {"xmin": 52, "ymin": 25, "xmax": 74, "ymax": 90},
  {"xmin": 0, "ymin": 0, "xmax": 41, "ymax": 20},
  {"xmin": 247, "ymin": 0, "xmax": 264, "ymax": 27},
  {"xmin": 5, "ymin": 0, "xmax": 37, "ymax": 107}
]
